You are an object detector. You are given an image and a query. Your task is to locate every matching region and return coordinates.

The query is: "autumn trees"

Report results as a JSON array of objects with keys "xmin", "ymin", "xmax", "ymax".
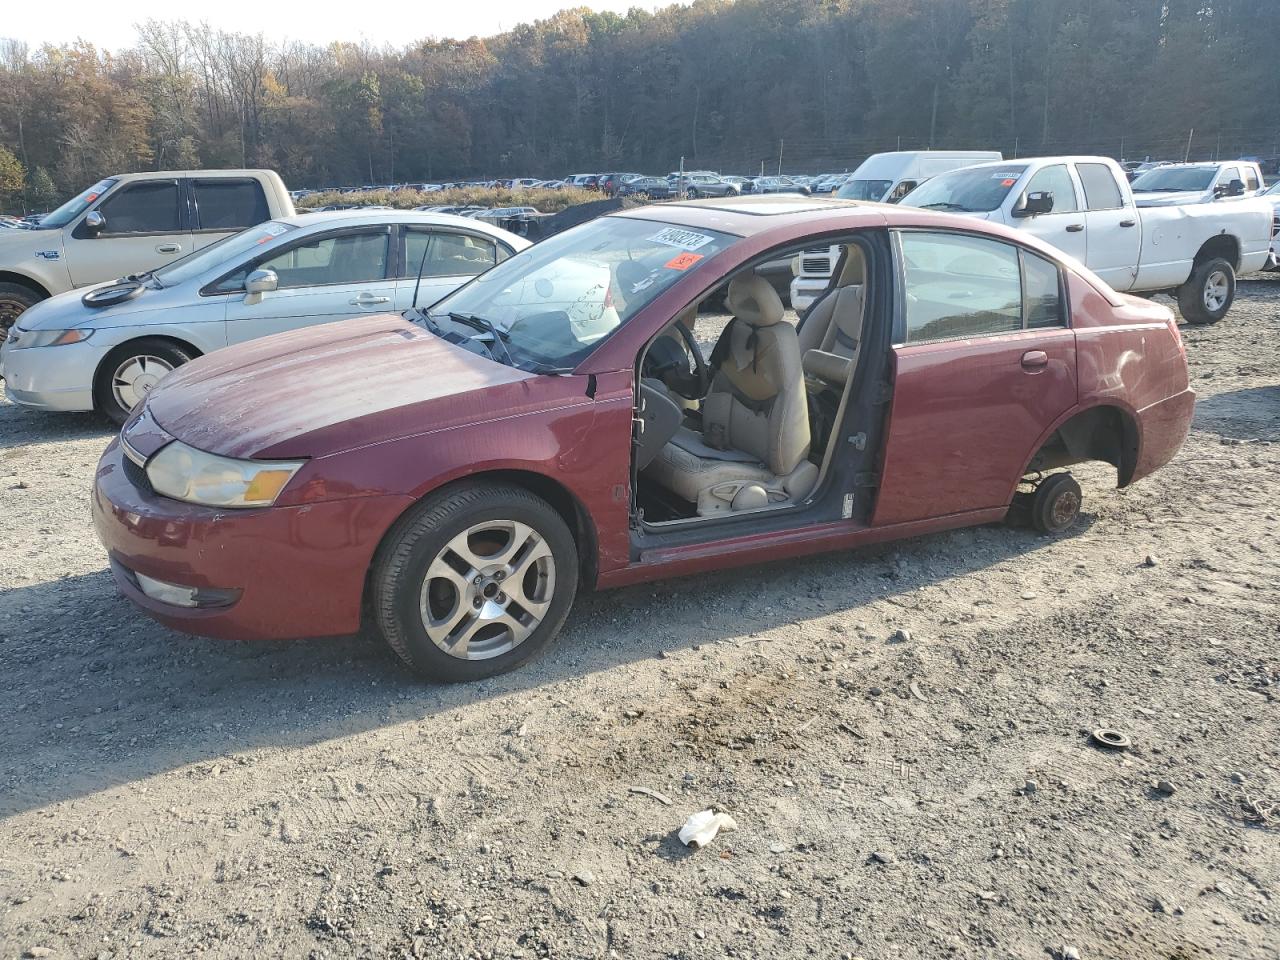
[{"xmin": 0, "ymin": 0, "xmax": 1277, "ymax": 211}]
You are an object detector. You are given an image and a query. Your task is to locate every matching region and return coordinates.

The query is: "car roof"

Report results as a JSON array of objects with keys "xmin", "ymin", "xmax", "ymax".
[{"xmin": 278, "ymin": 208, "xmax": 523, "ymax": 241}]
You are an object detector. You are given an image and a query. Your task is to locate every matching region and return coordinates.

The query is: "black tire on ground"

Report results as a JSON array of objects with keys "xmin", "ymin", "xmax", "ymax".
[
  {"xmin": 371, "ymin": 483, "xmax": 579, "ymax": 683},
  {"xmin": 0, "ymin": 282, "xmax": 45, "ymax": 343},
  {"xmin": 94, "ymin": 338, "xmax": 196, "ymax": 426},
  {"xmin": 1176, "ymin": 257, "xmax": 1235, "ymax": 325},
  {"xmin": 1030, "ymin": 472, "xmax": 1083, "ymax": 534},
  {"xmin": 686, "ymin": 188, "xmax": 698, "ymax": 200}
]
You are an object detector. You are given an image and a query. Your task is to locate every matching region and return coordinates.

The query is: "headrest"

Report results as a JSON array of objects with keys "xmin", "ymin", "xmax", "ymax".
[
  {"xmin": 726, "ymin": 274, "xmax": 785, "ymax": 326},
  {"xmin": 836, "ymin": 245, "xmax": 866, "ymax": 286}
]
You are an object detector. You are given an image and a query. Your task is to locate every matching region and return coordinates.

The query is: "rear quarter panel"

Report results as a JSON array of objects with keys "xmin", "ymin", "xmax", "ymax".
[{"xmin": 1135, "ymin": 200, "xmax": 1273, "ymax": 288}]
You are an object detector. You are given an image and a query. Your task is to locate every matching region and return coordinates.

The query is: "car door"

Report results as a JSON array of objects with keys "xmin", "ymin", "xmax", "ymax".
[
  {"xmin": 222, "ymin": 226, "xmax": 396, "ymax": 345},
  {"xmin": 189, "ymin": 177, "xmax": 271, "ymax": 251},
  {"xmin": 65, "ymin": 178, "xmax": 192, "ymax": 287},
  {"xmin": 1014, "ymin": 164, "xmax": 1088, "ymax": 261},
  {"xmin": 1073, "ymin": 161, "xmax": 1141, "ymax": 291},
  {"xmin": 393, "ymin": 227, "xmax": 503, "ymax": 311},
  {"xmin": 871, "ymin": 230, "xmax": 1078, "ymax": 527}
]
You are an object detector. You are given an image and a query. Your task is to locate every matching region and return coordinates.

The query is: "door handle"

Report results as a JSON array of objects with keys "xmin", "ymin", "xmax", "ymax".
[
  {"xmin": 1119, "ymin": 219, "xmax": 1136, "ymax": 227},
  {"xmin": 350, "ymin": 294, "xmax": 391, "ymax": 305},
  {"xmin": 1065, "ymin": 224, "xmax": 1084, "ymax": 233},
  {"xmin": 1021, "ymin": 350, "xmax": 1049, "ymax": 370},
  {"xmin": 155, "ymin": 243, "xmax": 182, "ymax": 254}
]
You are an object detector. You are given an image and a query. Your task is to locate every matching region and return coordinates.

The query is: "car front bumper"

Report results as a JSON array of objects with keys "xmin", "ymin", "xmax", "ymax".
[
  {"xmin": 0, "ymin": 337, "xmax": 101, "ymax": 411},
  {"xmin": 92, "ymin": 439, "xmax": 414, "ymax": 641}
]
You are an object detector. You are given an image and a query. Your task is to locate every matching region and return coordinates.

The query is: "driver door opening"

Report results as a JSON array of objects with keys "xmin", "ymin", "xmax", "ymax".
[{"xmin": 631, "ymin": 234, "xmax": 880, "ymax": 529}]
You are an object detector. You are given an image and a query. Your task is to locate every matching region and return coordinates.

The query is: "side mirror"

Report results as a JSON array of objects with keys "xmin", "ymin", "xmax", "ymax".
[
  {"xmin": 83, "ymin": 210, "xmax": 105, "ymax": 236},
  {"xmin": 243, "ymin": 268, "xmax": 278, "ymax": 305},
  {"xmin": 1016, "ymin": 191, "xmax": 1055, "ymax": 218},
  {"xmin": 1227, "ymin": 179, "xmax": 1245, "ymax": 197}
]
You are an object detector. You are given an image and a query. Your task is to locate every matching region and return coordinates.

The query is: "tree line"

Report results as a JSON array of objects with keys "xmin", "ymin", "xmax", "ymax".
[{"xmin": 1, "ymin": 0, "xmax": 1277, "ymax": 210}]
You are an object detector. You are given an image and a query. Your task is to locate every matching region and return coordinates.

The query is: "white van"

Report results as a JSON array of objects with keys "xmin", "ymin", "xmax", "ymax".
[
  {"xmin": 791, "ymin": 151, "xmax": 1002, "ymax": 309},
  {"xmin": 834, "ymin": 150, "xmax": 1003, "ymax": 204}
]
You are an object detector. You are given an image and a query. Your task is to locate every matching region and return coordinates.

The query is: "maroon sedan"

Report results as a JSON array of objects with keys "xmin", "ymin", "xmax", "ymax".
[{"xmin": 93, "ymin": 197, "xmax": 1194, "ymax": 682}]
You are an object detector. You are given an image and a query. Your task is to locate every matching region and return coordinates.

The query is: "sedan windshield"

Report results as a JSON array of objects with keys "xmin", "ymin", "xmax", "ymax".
[
  {"xmin": 35, "ymin": 179, "xmax": 117, "ymax": 229},
  {"xmin": 900, "ymin": 165, "xmax": 1028, "ymax": 212},
  {"xmin": 1130, "ymin": 167, "xmax": 1216, "ymax": 192},
  {"xmin": 425, "ymin": 216, "xmax": 737, "ymax": 371},
  {"xmin": 153, "ymin": 221, "xmax": 296, "ymax": 287},
  {"xmin": 835, "ymin": 179, "xmax": 893, "ymax": 201}
]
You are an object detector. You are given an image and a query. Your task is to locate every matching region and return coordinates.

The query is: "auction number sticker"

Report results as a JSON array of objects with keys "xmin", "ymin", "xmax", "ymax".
[
  {"xmin": 255, "ymin": 223, "xmax": 290, "ymax": 244},
  {"xmin": 664, "ymin": 252, "xmax": 704, "ymax": 271},
  {"xmin": 991, "ymin": 171, "xmax": 1024, "ymax": 180},
  {"xmin": 648, "ymin": 227, "xmax": 716, "ymax": 251}
]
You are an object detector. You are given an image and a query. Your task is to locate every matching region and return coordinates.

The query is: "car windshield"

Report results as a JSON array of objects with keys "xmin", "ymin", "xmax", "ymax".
[
  {"xmin": 35, "ymin": 178, "xmax": 118, "ymax": 229},
  {"xmin": 900, "ymin": 165, "xmax": 1028, "ymax": 212},
  {"xmin": 425, "ymin": 216, "xmax": 737, "ymax": 372},
  {"xmin": 1130, "ymin": 167, "xmax": 1216, "ymax": 192},
  {"xmin": 153, "ymin": 221, "xmax": 296, "ymax": 287},
  {"xmin": 835, "ymin": 179, "xmax": 894, "ymax": 201},
  {"xmin": 1262, "ymin": 181, "xmax": 1280, "ymax": 196}
]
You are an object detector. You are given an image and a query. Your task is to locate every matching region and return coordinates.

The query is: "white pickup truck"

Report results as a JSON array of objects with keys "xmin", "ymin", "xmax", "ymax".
[
  {"xmin": 0, "ymin": 169, "xmax": 294, "ymax": 339},
  {"xmin": 793, "ymin": 156, "xmax": 1273, "ymax": 324},
  {"xmin": 1128, "ymin": 160, "xmax": 1266, "ymax": 207}
]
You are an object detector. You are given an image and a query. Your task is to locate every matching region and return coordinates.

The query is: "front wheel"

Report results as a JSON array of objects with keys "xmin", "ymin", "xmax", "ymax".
[
  {"xmin": 1177, "ymin": 257, "xmax": 1235, "ymax": 325},
  {"xmin": 371, "ymin": 483, "xmax": 579, "ymax": 683},
  {"xmin": 94, "ymin": 338, "xmax": 196, "ymax": 425},
  {"xmin": 0, "ymin": 282, "xmax": 44, "ymax": 344}
]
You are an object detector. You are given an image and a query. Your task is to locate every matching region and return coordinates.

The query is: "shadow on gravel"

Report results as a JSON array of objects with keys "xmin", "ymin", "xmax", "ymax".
[
  {"xmin": 0, "ymin": 407, "xmax": 113, "ymax": 452},
  {"xmin": 1194, "ymin": 385, "xmax": 1280, "ymax": 442},
  {"xmin": 0, "ymin": 515, "xmax": 1093, "ymax": 818}
]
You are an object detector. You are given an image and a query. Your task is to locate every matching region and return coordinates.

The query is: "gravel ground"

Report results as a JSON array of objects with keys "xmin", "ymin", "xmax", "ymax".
[{"xmin": 0, "ymin": 279, "xmax": 1277, "ymax": 960}]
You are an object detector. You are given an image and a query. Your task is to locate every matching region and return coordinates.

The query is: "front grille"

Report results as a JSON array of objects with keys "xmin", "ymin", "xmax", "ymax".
[
  {"xmin": 122, "ymin": 453, "xmax": 154, "ymax": 495},
  {"xmin": 1272, "ymin": 214, "xmax": 1279, "ymax": 240},
  {"xmin": 801, "ymin": 256, "xmax": 832, "ymax": 274}
]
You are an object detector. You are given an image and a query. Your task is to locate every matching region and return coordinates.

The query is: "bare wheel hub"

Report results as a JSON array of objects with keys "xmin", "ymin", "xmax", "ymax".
[
  {"xmin": 1051, "ymin": 489, "xmax": 1081, "ymax": 527},
  {"xmin": 419, "ymin": 520, "xmax": 556, "ymax": 660}
]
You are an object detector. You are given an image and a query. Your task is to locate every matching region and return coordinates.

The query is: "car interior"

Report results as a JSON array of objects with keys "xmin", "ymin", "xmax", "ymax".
[{"xmin": 633, "ymin": 240, "xmax": 870, "ymax": 525}]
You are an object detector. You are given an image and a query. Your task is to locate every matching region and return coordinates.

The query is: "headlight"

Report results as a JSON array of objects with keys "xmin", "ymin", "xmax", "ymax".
[
  {"xmin": 145, "ymin": 441, "xmax": 305, "ymax": 508},
  {"xmin": 14, "ymin": 328, "xmax": 95, "ymax": 348}
]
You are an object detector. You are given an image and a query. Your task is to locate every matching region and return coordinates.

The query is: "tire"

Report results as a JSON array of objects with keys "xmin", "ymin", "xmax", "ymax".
[
  {"xmin": 686, "ymin": 188, "xmax": 698, "ymax": 200},
  {"xmin": 0, "ymin": 282, "xmax": 45, "ymax": 344},
  {"xmin": 370, "ymin": 483, "xmax": 579, "ymax": 683},
  {"xmin": 94, "ymin": 338, "xmax": 196, "ymax": 425},
  {"xmin": 1030, "ymin": 473, "xmax": 1082, "ymax": 534},
  {"xmin": 1177, "ymin": 257, "xmax": 1235, "ymax": 325}
]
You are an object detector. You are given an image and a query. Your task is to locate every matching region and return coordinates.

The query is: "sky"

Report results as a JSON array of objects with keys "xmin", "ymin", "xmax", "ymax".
[{"xmin": 2, "ymin": 0, "xmax": 684, "ymax": 51}]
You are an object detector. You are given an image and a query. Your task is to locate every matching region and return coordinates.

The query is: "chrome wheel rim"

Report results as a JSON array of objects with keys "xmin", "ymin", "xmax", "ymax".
[
  {"xmin": 0, "ymin": 298, "xmax": 27, "ymax": 342},
  {"xmin": 419, "ymin": 520, "xmax": 556, "ymax": 661},
  {"xmin": 1203, "ymin": 270, "xmax": 1229, "ymax": 312},
  {"xmin": 111, "ymin": 354, "xmax": 175, "ymax": 412}
]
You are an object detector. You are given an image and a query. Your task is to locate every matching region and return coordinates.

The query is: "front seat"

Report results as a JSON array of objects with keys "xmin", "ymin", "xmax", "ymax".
[
  {"xmin": 645, "ymin": 275, "xmax": 818, "ymax": 516},
  {"xmin": 797, "ymin": 246, "xmax": 866, "ymax": 389}
]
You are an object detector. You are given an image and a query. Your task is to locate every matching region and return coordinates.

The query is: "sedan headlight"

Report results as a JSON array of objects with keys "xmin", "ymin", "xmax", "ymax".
[
  {"xmin": 145, "ymin": 440, "xmax": 305, "ymax": 508},
  {"xmin": 9, "ymin": 327, "xmax": 95, "ymax": 349}
]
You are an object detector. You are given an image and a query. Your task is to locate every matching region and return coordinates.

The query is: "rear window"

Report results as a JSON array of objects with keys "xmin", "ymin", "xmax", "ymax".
[
  {"xmin": 1076, "ymin": 163, "xmax": 1125, "ymax": 211},
  {"xmin": 193, "ymin": 179, "xmax": 270, "ymax": 230}
]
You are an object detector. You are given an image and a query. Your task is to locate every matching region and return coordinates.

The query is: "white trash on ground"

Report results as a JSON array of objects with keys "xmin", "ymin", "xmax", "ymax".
[{"xmin": 678, "ymin": 809, "xmax": 738, "ymax": 849}]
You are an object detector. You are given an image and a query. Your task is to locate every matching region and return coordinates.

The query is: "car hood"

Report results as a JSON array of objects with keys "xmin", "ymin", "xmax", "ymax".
[
  {"xmin": 142, "ymin": 313, "xmax": 549, "ymax": 460},
  {"xmin": 13, "ymin": 279, "xmax": 186, "ymax": 331},
  {"xmin": 1132, "ymin": 190, "xmax": 1206, "ymax": 206}
]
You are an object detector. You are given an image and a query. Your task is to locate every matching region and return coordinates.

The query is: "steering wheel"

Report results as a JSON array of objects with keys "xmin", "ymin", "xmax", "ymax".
[{"xmin": 648, "ymin": 320, "xmax": 710, "ymax": 400}]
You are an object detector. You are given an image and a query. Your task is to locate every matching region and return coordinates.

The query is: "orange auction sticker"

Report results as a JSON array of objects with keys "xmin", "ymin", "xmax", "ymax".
[{"xmin": 665, "ymin": 252, "xmax": 704, "ymax": 271}]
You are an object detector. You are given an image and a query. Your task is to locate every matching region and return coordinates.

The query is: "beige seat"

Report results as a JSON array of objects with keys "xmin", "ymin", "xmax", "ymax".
[
  {"xmin": 645, "ymin": 275, "xmax": 817, "ymax": 516},
  {"xmin": 797, "ymin": 247, "xmax": 866, "ymax": 389}
]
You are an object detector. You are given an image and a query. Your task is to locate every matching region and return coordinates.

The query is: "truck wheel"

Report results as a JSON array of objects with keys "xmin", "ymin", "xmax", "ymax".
[
  {"xmin": 1177, "ymin": 257, "xmax": 1235, "ymax": 325},
  {"xmin": 371, "ymin": 483, "xmax": 579, "ymax": 683},
  {"xmin": 1030, "ymin": 473, "xmax": 1082, "ymax": 534},
  {"xmin": 0, "ymin": 282, "xmax": 45, "ymax": 343},
  {"xmin": 94, "ymin": 339, "xmax": 196, "ymax": 425}
]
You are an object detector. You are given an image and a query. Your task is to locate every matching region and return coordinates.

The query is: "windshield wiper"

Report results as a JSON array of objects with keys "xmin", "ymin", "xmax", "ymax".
[
  {"xmin": 919, "ymin": 202, "xmax": 972, "ymax": 211},
  {"xmin": 447, "ymin": 312, "xmax": 515, "ymax": 367}
]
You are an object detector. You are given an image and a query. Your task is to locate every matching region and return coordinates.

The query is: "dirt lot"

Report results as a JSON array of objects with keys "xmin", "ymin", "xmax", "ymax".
[{"xmin": 1, "ymin": 279, "xmax": 1277, "ymax": 960}]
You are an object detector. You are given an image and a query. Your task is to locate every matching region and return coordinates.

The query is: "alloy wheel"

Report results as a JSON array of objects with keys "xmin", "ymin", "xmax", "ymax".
[
  {"xmin": 0, "ymin": 298, "xmax": 26, "ymax": 343},
  {"xmin": 1203, "ymin": 269, "xmax": 1229, "ymax": 312},
  {"xmin": 418, "ymin": 519, "xmax": 556, "ymax": 660},
  {"xmin": 111, "ymin": 354, "xmax": 176, "ymax": 412}
]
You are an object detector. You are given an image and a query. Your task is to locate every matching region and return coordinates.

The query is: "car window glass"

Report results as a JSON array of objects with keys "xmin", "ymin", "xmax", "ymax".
[
  {"xmin": 97, "ymin": 181, "xmax": 182, "ymax": 234},
  {"xmin": 1244, "ymin": 168, "xmax": 1260, "ymax": 191},
  {"xmin": 193, "ymin": 179, "xmax": 270, "ymax": 230},
  {"xmin": 253, "ymin": 231, "xmax": 388, "ymax": 289},
  {"xmin": 900, "ymin": 233, "xmax": 1022, "ymax": 342},
  {"xmin": 1023, "ymin": 165, "xmax": 1078, "ymax": 213},
  {"xmin": 1075, "ymin": 163, "xmax": 1124, "ymax": 211},
  {"xmin": 1023, "ymin": 250, "xmax": 1064, "ymax": 329},
  {"xmin": 405, "ymin": 230, "xmax": 497, "ymax": 278},
  {"xmin": 1215, "ymin": 166, "xmax": 1240, "ymax": 186}
]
